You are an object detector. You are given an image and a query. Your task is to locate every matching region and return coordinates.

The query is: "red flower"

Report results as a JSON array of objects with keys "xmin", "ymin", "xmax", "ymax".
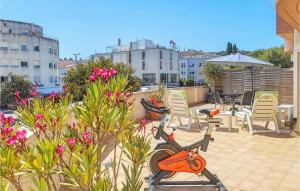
[
  {"xmin": 108, "ymin": 67, "xmax": 117, "ymax": 77},
  {"xmin": 88, "ymin": 75, "xmax": 97, "ymax": 81},
  {"xmin": 15, "ymin": 91, "xmax": 21, "ymax": 99},
  {"xmin": 30, "ymin": 85, "xmax": 39, "ymax": 97},
  {"xmin": 20, "ymin": 98, "xmax": 28, "ymax": 106},
  {"xmin": 67, "ymin": 138, "xmax": 76, "ymax": 150},
  {"xmin": 6, "ymin": 136, "xmax": 17, "ymax": 145},
  {"xmin": 105, "ymin": 91, "xmax": 113, "ymax": 99},
  {"xmin": 0, "ymin": 113, "xmax": 15, "ymax": 126},
  {"xmin": 116, "ymin": 91, "xmax": 121, "ymax": 98},
  {"xmin": 82, "ymin": 131, "xmax": 92, "ymax": 144},
  {"xmin": 35, "ymin": 114, "xmax": 44, "ymax": 121},
  {"xmin": 48, "ymin": 91, "xmax": 58, "ymax": 100},
  {"xmin": 2, "ymin": 127, "xmax": 13, "ymax": 136},
  {"xmin": 15, "ymin": 129, "xmax": 27, "ymax": 143},
  {"xmin": 99, "ymin": 67, "xmax": 109, "ymax": 80},
  {"xmin": 93, "ymin": 67, "xmax": 101, "ymax": 76},
  {"xmin": 56, "ymin": 144, "xmax": 65, "ymax": 156}
]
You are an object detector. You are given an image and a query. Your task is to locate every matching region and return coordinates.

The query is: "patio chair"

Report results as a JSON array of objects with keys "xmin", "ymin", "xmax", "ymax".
[
  {"xmin": 235, "ymin": 91, "xmax": 255, "ymax": 110},
  {"xmin": 235, "ymin": 91, "xmax": 280, "ymax": 135},
  {"xmin": 214, "ymin": 91, "xmax": 231, "ymax": 111},
  {"xmin": 167, "ymin": 90, "xmax": 205, "ymax": 129}
]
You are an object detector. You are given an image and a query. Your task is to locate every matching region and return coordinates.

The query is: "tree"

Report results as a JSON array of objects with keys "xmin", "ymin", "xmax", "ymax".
[
  {"xmin": 200, "ymin": 64, "xmax": 223, "ymax": 92},
  {"xmin": 249, "ymin": 46, "xmax": 292, "ymax": 68},
  {"xmin": 232, "ymin": 44, "xmax": 237, "ymax": 53},
  {"xmin": 63, "ymin": 58, "xmax": 141, "ymax": 101},
  {"xmin": 226, "ymin": 42, "xmax": 232, "ymax": 55},
  {"xmin": 0, "ymin": 75, "xmax": 33, "ymax": 108}
]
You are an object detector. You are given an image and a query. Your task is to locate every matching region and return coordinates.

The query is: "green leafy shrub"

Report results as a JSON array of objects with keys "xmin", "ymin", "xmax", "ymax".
[
  {"xmin": 0, "ymin": 75, "xmax": 33, "ymax": 108},
  {"xmin": 63, "ymin": 58, "xmax": 141, "ymax": 101}
]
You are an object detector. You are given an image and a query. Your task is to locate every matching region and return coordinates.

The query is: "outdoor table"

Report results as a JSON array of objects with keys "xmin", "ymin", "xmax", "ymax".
[{"xmin": 221, "ymin": 93, "xmax": 242, "ymax": 111}]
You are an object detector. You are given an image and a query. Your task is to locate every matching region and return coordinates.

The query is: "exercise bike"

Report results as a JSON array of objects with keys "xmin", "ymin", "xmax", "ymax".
[{"xmin": 140, "ymin": 99, "xmax": 227, "ymax": 191}]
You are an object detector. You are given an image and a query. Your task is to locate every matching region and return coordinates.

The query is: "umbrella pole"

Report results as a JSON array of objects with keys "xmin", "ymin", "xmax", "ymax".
[{"xmin": 251, "ymin": 67, "xmax": 255, "ymax": 92}]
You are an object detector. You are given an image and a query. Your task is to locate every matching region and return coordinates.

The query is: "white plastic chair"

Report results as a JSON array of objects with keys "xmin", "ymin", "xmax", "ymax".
[
  {"xmin": 167, "ymin": 90, "xmax": 204, "ymax": 129},
  {"xmin": 235, "ymin": 92, "xmax": 280, "ymax": 135}
]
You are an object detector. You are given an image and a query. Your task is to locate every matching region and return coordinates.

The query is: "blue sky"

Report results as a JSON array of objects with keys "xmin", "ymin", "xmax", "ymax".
[{"xmin": 1, "ymin": 0, "xmax": 282, "ymax": 59}]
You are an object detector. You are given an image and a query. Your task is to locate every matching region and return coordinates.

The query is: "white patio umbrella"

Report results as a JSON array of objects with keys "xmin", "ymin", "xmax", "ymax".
[
  {"xmin": 204, "ymin": 53, "xmax": 274, "ymax": 92},
  {"xmin": 205, "ymin": 53, "xmax": 273, "ymax": 67}
]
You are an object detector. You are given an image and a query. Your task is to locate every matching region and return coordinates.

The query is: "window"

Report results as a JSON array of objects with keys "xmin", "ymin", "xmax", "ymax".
[
  {"xmin": 33, "ymin": 65, "xmax": 40, "ymax": 69},
  {"xmin": 34, "ymin": 75, "xmax": 41, "ymax": 83},
  {"xmin": 142, "ymin": 51, "xmax": 145, "ymax": 60},
  {"xmin": 8, "ymin": 29, "xmax": 12, "ymax": 33},
  {"xmin": 159, "ymin": 50, "xmax": 163, "ymax": 59},
  {"xmin": 48, "ymin": 47, "xmax": 53, "ymax": 54},
  {"xmin": 160, "ymin": 60, "xmax": 162, "ymax": 70},
  {"xmin": 21, "ymin": 61, "xmax": 28, "ymax": 67},
  {"xmin": 129, "ymin": 52, "xmax": 132, "ymax": 63},
  {"xmin": 160, "ymin": 73, "xmax": 168, "ymax": 83},
  {"xmin": 49, "ymin": 63, "xmax": 53, "ymax": 68},
  {"xmin": 53, "ymin": 48, "xmax": 57, "ymax": 55},
  {"xmin": 199, "ymin": 62, "xmax": 202, "ymax": 67},
  {"xmin": 170, "ymin": 52, "xmax": 173, "ymax": 60},
  {"xmin": 21, "ymin": 45, "xmax": 28, "ymax": 51},
  {"xmin": 34, "ymin": 46, "xmax": 40, "ymax": 52},
  {"xmin": 142, "ymin": 73, "xmax": 156, "ymax": 85},
  {"xmin": 142, "ymin": 61, "xmax": 145, "ymax": 70},
  {"xmin": 170, "ymin": 61, "xmax": 173, "ymax": 70},
  {"xmin": 0, "ymin": 76, "xmax": 8, "ymax": 83},
  {"xmin": 170, "ymin": 74, "xmax": 177, "ymax": 83},
  {"xmin": 3, "ymin": 23, "xmax": 7, "ymax": 26}
]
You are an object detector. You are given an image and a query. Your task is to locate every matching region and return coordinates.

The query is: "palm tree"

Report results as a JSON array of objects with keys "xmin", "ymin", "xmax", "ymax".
[{"xmin": 200, "ymin": 64, "xmax": 223, "ymax": 92}]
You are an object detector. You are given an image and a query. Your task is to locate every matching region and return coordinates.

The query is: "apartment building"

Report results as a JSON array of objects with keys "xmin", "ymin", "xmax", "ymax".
[
  {"xmin": 0, "ymin": 19, "xmax": 59, "ymax": 87},
  {"xmin": 92, "ymin": 39, "xmax": 179, "ymax": 86},
  {"xmin": 179, "ymin": 56, "xmax": 216, "ymax": 83}
]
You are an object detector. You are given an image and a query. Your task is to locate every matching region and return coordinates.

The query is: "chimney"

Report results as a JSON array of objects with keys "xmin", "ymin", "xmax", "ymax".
[{"xmin": 118, "ymin": 38, "xmax": 121, "ymax": 46}]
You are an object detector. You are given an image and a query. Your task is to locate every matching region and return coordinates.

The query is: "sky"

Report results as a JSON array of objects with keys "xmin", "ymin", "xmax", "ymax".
[{"xmin": 0, "ymin": 0, "xmax": 282, "ymax": 59}]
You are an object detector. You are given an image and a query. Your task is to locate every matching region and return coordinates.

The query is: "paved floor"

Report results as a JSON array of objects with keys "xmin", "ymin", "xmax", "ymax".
[{"xmin": 115, "ymin": 104, "xmax": 300, "ymax": 191}]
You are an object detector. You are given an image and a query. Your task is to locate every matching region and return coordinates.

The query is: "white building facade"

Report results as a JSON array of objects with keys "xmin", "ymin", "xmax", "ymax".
[
  {"xmin": 179, "ymin": 56, "xmax": 217, "ymax": 84},
  {"xmin": 92, "ymin": 39, "xmax": 179, "ymax": 86},
  {"xmin": 0, "ymin": 19, "xmax": 59, "ymax": 87}
]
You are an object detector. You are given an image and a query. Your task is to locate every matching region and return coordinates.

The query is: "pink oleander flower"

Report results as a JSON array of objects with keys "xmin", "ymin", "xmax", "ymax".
[
  {"xmin": 108, "ymin": 67, "xmax": 117, "ymax": 77},
  {"xmin": 20, "ymin": 98, "xmax": 28, "ymax": 106},
  {"xmin": 82, "ymin": 131, "xmax": 92, "ymax": 144},
  {"xmin": 15, "ymin": 91, "xmax": 21, "ymax": 99},
  {"xmin": 56, "ymin": 144, "xmax": 65, "ymax": 156},
  {"xmin": 99, "ymin": 67, "xmax": 109, "ymax": 80},
  {"xmin": 15, "ymin": 129, "xmax": 27, "ymax": 143},
  {"xmin": 0, "ymin": 113, "xmax": 6, "ymax": 125},
  {"xmin": 48, "ymin": 91, "xmax": 58, "ymax": 100},
  {"xmin": 89, "ymin": 75, "xmax": 97, "ymax": 81},
  {"xmin": 0, "ymin": 114, "xmax": 15, "ymax": 126},
  {"xmin": 116, "ymin": 91, "xmax": 121, "ymax": 98},
  {"xmin": 2, "ymin": 127, "xmax": 13, "ymax": 136},
  {"xmin": 35, "ymin": 122, "xmax": 45, "ymax": 132},
  {"xmin": 6, "ymin": 116, "xmax": 15, "ymax": 126},
  {"xmin": 93, "ymin": 67, "xmax": 101, "ymax": 76},
  {"xmin": 105, "ymin": 91, "xmax": 113, "ymax": 99},
  {"xmin": 138, "ymin": 118, "xmax": 148, "ymax": 133},
  {"xmin": 67, "ymin": 138, "xmax": 76, "ymax": 150},
  {"xmin": 6, "ymin": 136, "xmax": 17, "ymax": 145},
  {"xmin": 30, "ymin": 85, "xmax": 39, "ymax": 97},
  {"xmin": 35, "ymin": 114, "xmax": 44, "ymax": 120}
]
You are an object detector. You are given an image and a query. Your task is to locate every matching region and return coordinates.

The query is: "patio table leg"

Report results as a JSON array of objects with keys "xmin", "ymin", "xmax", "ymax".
[{"xmin": 228, "ymin": 114, "xmax": 232, "ymax": 131}]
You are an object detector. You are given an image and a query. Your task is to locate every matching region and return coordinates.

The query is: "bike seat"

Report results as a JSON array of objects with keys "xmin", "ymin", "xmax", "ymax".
[{"xmin": 199, "ymin": 108, "xmax": 220, "ymax": 117}]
